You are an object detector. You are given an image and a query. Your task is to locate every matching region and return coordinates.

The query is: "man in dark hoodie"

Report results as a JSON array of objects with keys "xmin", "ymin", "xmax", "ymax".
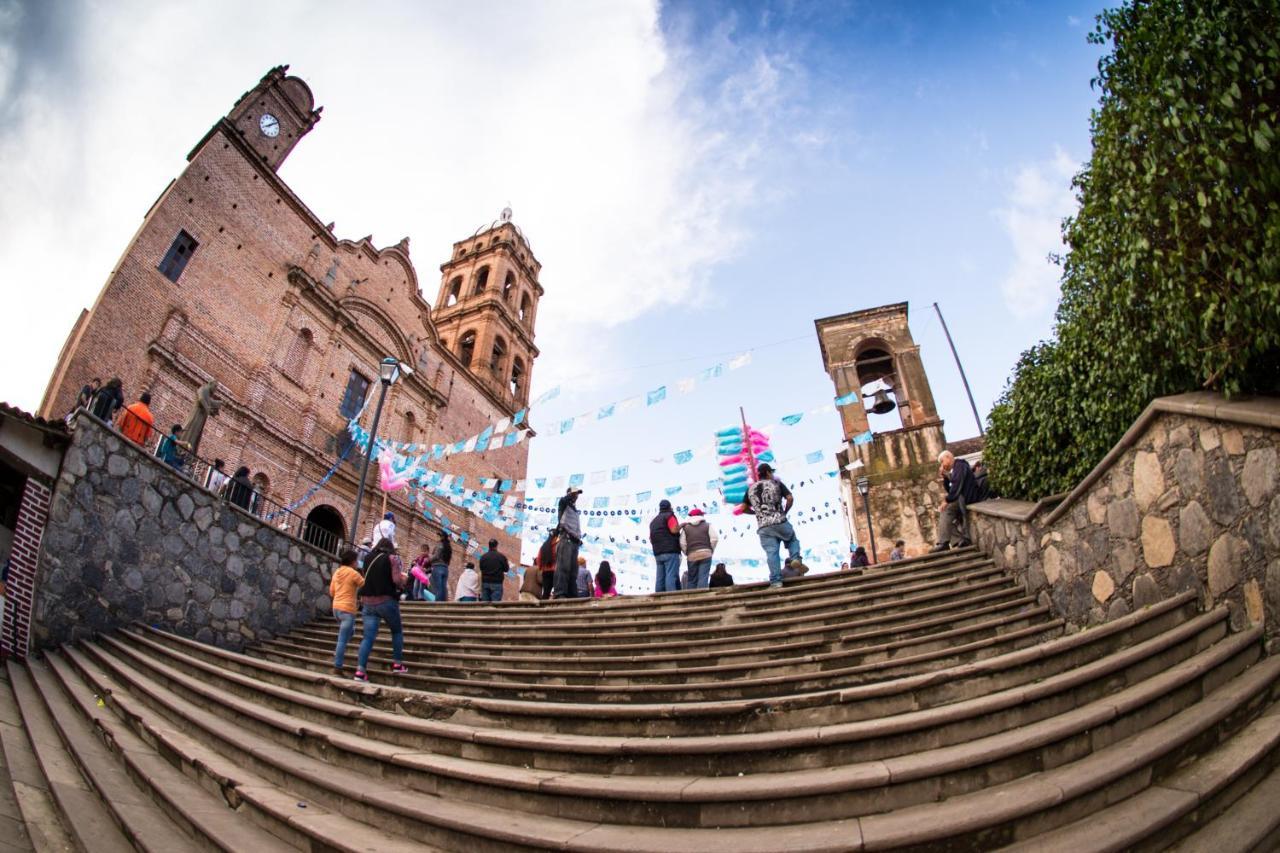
[
  {"xmin": 930, "ymin": 450, "xmax": 982, "ymax": 552},
  {"xmin": 650, "ymin": 499, "xmax": 682, "ymax": 593}
]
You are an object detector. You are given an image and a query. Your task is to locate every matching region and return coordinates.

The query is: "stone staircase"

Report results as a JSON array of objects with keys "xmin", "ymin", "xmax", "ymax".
[{"xmin": 1, "ymin": 547, "xmax": 1279, "ymax": 851}]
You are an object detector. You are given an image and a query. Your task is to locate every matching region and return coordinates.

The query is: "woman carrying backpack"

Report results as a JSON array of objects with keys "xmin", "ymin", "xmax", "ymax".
[{"xmin": 353, "ymin": 537, "xmax": 409, "ymax": 682}]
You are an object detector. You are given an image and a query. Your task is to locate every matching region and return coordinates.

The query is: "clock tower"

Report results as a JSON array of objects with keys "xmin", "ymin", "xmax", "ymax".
[{"xmin": 223, "ymin": 65, "xmax": 322, "ymax": 171}]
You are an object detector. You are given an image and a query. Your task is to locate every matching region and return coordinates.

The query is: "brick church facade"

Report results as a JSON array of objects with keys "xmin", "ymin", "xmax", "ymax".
[{"xmin": 39, "ymin": 66, "xmax": 541, "ymax": 563}]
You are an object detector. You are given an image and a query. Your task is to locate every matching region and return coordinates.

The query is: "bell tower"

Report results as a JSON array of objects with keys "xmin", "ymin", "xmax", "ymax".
[
  {"xmin": 433, "ymin": 208, "xmax": 542, "ymax": 410},
  {"xmin": 223, "ymin": 65, "xmax": 322, "ymax": 171},
  {"xmin": 816, "ymin": 302, "xmax": 958, "ymax": 561}
]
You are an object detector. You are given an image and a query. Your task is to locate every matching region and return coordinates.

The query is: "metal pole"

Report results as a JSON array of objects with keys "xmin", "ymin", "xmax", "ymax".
[
  {"xmin": 862, "ymin": 488, "xmax": 877, "ymax": 563},
  {"xmin": 932, "ymin": 302, "xmax": 985, "ymax": 436},
  {"xmin": 350, "ymin": 381, "xmax": 389, "ymax": 546}
]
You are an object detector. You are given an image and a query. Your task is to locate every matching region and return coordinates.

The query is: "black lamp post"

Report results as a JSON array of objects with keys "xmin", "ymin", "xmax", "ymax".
[
  {"xmin": 350, "ymin": 357, "xmax": 409, "ymax": 546},
  {"xmin": 856, "ymin": 476, "xmax": 877, "ymax": 562}
]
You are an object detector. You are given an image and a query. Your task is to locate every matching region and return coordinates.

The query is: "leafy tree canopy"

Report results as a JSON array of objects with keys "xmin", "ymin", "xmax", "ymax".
[{"xmin": 986, "ymin": 0, "xmax": 1280, "ymax": 500}]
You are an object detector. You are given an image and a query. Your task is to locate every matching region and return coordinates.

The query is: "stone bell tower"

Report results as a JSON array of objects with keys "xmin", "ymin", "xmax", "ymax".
[
  {"xmin": 222, "ymin": 65, "xmax": 322, "ymax": 171},
  {"xmin": 816, "ymin": 302, "xmax": 961, "ymax": 561},
  {"xmin": 432, "ymin": 209, "xmax": 542, "ymax": 410}
]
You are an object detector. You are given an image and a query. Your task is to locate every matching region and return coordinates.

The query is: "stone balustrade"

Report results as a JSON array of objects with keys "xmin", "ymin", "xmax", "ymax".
[{"xmin": 969, "ymin": 392, "xmax": 1280, "ymax": 646}]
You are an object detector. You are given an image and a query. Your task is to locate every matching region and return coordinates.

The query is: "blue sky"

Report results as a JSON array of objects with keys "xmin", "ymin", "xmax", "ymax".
[{"xmin": 0, "ymin": 0, "xmax": 1106, "ymax": 588}]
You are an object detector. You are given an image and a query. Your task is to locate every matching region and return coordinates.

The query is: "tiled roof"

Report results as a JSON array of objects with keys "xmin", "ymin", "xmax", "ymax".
[{"xmin": 0, "ymin": 402, "xmax": 71, "ymax": 437}]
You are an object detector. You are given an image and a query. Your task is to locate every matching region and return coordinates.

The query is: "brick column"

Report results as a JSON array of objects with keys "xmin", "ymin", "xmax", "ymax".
[{"xmin": 3, "ymin": 478, "xmax": 51, "ymax": 660}]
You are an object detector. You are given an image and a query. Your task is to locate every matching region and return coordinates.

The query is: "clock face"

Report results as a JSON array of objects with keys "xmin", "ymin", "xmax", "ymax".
[{"xmin": 259, "ymin": 113, "xmax": 280, "ymax": 138}]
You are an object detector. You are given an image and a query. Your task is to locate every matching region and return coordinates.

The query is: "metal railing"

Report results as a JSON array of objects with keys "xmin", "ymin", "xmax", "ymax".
[{"xmin": 90, "ymin": 408, "xmax": 347, "ymax": 556}]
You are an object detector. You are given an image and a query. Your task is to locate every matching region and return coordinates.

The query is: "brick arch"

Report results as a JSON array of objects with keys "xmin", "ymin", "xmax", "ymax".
[{"xmin": 340, "ymin": 297, "xmax": 415, "ymax": 366}]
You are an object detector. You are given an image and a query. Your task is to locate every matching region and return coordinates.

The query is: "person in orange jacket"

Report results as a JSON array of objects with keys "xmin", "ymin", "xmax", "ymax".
[
  {"xmin": 328, "ymin": 549, "xmax": 364, "ymax": 675},
  {"xmin": 118, "ymin": 392, "xmax": 155, "ymax": 446}
]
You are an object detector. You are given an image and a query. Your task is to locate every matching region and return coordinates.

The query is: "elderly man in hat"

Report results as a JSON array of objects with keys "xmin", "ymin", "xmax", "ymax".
[
  {"xmin": 679, "ymin": 507, "xmax": 719, "ymax": 589},
  {"xmin": 552, "ymin": 487, "xmax": 584, "ymax": 598}
]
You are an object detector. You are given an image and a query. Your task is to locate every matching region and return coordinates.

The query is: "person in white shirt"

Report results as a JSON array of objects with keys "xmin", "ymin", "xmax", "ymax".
[
  {"xmin": 455, "ymin": 562, "xmax": 480, "ymax": 602},
  {"xmin": 371, "ymin": 512, "xmax": 397, "ymax": 548}
]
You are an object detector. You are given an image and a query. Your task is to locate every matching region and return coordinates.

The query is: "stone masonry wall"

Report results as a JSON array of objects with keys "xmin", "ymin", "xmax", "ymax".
[
  {"xmin": 970, "ymin": 395, "xmax": 1279, "ymax": 646},
  {"xmin": 34, "ymin": 414, "xmax": 332, "ymax": 650}
]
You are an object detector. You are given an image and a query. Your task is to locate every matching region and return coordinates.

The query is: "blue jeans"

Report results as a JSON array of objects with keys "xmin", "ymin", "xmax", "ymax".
[
  {"xmin": 430, "ymin": 564, "xmax": 449, "ymax": 602},
  {"xmin": 481, "ymin": 582, "xmax": 504, "ymax": 602},
  {"xmin": 654, "ymin": 553, "xmax": 681, "ymax": 593},
  {"xmin": 332, "ymin": 609, "xmax": 356, "ymax": 668},
  {"xmin": 458, "ymin": 596, "xmax": 477, "ymax": 602},
  {"xmin": 758, "ymin": 521, "xmax": 801, "ymax": 585},
  {"xmin": 356, "ymin": 600, "xmax": 404, "ymax": 671},
  {"xmin": 687, "ymin": 558, "xmax": 713, "ymax": 590}
]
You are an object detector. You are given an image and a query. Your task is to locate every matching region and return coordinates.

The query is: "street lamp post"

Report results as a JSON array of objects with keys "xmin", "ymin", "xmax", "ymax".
[
  {"xmin": 350, "ymin": 357, "xmax": 409, "ymax": 547},
  {"xmin": 856, "ymin": 476, "xmax": 877, "ymax": 563}
]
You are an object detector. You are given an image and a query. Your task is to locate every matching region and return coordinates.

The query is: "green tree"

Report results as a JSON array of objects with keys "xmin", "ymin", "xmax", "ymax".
[{"xmin": 986, "ymin": 0, "xmax": 1280, "ymax": 499}]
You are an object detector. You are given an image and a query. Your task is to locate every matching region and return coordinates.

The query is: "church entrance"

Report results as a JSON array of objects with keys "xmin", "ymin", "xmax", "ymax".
[{"xmin": 304, "ymin": 505, "xmax": 346, "ymax": 554}]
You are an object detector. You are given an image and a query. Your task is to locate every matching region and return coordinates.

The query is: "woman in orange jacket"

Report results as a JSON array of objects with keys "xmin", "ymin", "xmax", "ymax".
[{"xmin": 329, "ymin": 549, "xmax": 364, "ymax": 675}]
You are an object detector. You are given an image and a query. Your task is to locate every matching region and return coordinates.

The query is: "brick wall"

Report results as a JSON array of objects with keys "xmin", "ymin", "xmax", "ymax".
[{"xmin": 3, "ymin": 478, "xmax": 50, "ymax": 659}]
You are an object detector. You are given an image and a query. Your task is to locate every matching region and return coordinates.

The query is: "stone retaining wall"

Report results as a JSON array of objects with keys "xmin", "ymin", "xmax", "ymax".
[
  {"xmin": 970, "ymin": 393, "xmax": 1279, "ymax": 646},
  {"xmin": 33, "ymin": 414, "xmax": 332, "ymax": 650}
]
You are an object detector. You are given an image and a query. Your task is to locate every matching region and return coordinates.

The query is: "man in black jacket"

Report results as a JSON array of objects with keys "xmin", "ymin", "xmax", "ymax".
[
  {"xmin": 478, "ymin": 539, "xmax": 510, "ymax": 602},
  {"xmin": 931, "ymin": 450, "xmax": 982, "ymax": 552}
]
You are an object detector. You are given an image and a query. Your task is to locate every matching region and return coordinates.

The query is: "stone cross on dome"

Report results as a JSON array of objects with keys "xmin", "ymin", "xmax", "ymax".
[{"xmin": 500, "ymin": 206, "xmax": 513, "ymax": 223}]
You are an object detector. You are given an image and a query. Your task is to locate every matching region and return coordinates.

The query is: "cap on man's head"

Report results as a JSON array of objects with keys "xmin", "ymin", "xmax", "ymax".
[
  {"xmin": 689, "ymin": 508, "xmax": 705, "ymax": 517},
  {"xmin": 659, "ymin": 499, "xmax": 672, "ymax": 511},
  {"xmin": 384, "ymin": 512, "xmax": 395, "ymax": 521},
  {"xmin": 757, "ymin": 463, "xmax": 774, "ymax": 476},
  {"xmin": 565, "ymin": 486, "xmax": 583, "ymax": 496}
]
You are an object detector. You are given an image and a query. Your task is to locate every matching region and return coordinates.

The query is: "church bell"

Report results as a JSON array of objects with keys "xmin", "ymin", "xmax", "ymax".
[{"xmin": 866, "ymin": 389, "xmax": 897, "ymax": 415}]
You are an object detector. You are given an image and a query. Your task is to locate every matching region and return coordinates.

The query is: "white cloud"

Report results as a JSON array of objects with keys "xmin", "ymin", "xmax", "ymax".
[
  {"xmin": 0, "ymin": 0, "xmax": 812, "ymax": 409},
  {"xmin": 995, "ymin": 147, "xmax": 1078, "ymax": 318}
]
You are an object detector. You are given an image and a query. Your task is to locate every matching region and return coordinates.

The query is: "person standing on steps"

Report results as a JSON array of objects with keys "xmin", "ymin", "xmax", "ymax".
[
  {"xmin": 679, "ymin": 508, "xmax": 719, "ymax": 589},
  {"xmin": 428, "ymin": 531, "xmax": 452, "ymax": 602},
  {"xmin": 575, "ymin": 555, "xmax": 595, "ymax": 598},
  {"xmin": 371, "ymin": 511, "xmax": 397, "ymax": 549},
  {"xmin": 741, "ymin": 463, "xmax": 808, "ymax": 587},
  {"xmin": 930, "ymin": 450, "xmax": 982, "ymax": 553},
  {"xmin": 889, "ymin": 540, "xmax": 906, "ymax": 561},
  {"xmin": 649, "ymin": 499, "xmax": 682, "ymax": 593},
  {"xmin": 328, "ymin": 549, "xmax": 363, "ymax": 675},
  {"xmin": 479, "ymin": 539, "xmax": 510, "ymax": 602},
  {"xmin": 354, "ymin": 538, "xmax": 409, "ymax": 682},
  {"xmin": 552, "ymin": 487, "xmax": 583, "ymax": 599}
]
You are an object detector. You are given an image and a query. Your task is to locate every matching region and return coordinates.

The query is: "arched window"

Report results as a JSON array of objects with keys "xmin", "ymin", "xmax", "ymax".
[
  {"xmin": 510, "ymin": 357, "xmax": 525, "ymax": 399},
  {"xmin": 519, "ymin": 293, "xmax": 533, "ymax": 327},
  {"xmin": 251, "ymin": 472, "xmax": 271, "ymax": 516},
  {"xmin": 473, "ymin": 266, "xmax": 490, "ymax": 295},
  {"xmin": 458, "ymin": 331, "xmax": 476, "ymax": 368},
  {"xmin": 502, "ymin": 271, "xmax": 516, "ymax": 303},
  {"xmin": 403, "ymin": 410, "xmax": 417, "ymax": 444},
  {"xmin": 489, "ymin": 336, "xmax": 507, "ymax": 376},
  {"xmin": 445, "ymin": 276, "xmax": 462, "ymax": 306},
  {"xmin": 283, "ymin": 328, "xmax": 313, "ymax": 378}
]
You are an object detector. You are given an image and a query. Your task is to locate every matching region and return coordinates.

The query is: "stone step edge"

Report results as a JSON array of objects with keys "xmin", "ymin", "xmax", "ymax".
[
  {"xmin": 0, "ymin": 666, "xmax": 79, "ymax": 853},
  {"xmin": 135, "ymin": 590, "xmax": 1197, "ymax": 721},
  {"xmin": 261, "ymin": 608, "xmax": 1059, "ymax": 698},
  {"xmin": 111, "ymin": 605, "xmax": 1229, "ymax": 763},
  {"xmin": 997, "ymin": 702, "xmax": 1280, "ymax": 852},
  {"xmin": 87, "ymin": 623, "xmax": 1264, "ymax": 812},
  {"xmin": 32, "ymin": 655, "xmax": 296, "ymax": 853},
  {"xmin": 276, "ymin": 595, "xmax": 1040, "ymax": 682}
]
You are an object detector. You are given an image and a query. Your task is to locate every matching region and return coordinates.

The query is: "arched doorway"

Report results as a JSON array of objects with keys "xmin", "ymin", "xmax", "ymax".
[{"xmin": 305, "ymin": 505, "xmax": 346, "ymax": 554}]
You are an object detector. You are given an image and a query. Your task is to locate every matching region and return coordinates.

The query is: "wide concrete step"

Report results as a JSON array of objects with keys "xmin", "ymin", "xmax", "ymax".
[
  {"xmin": 106, "ymin": 604, "xmax": 1231, "ymax": 779},
  {"xmin": 45, "ymin": 627, "xmax": 1280, "ymax": 850},
  {"xmin": 389, "ymin": 561, "xmax": 1008, "ymax": 639},
  {"xmin": 999, "ymin": 694, "xmax": 1280, "ymax": 852},
  {"xmin": 275, "ymin": 590, "xmax": 1040, "ymax": 683},
  {"xmin": 134, "ymin": 591, "xmax": 1201, "ymax": 738},
  {"xmin": 259, "ymin": 612, "xmax": 1065, "ymax": 703},
  {"xmin": 69, "ymin": 622, "xmax": 1268, "ymax": 829},
  {"xmin": 397, "ymin": 551, "xmax": 995, "ymax": 628},
  {"xmin": 283, "ymin": 580, "xmax": 1029, "ymax": 666},
  {"xmin": 0, "ymin": 667, "xmax": 65, "ymax": 852}
]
